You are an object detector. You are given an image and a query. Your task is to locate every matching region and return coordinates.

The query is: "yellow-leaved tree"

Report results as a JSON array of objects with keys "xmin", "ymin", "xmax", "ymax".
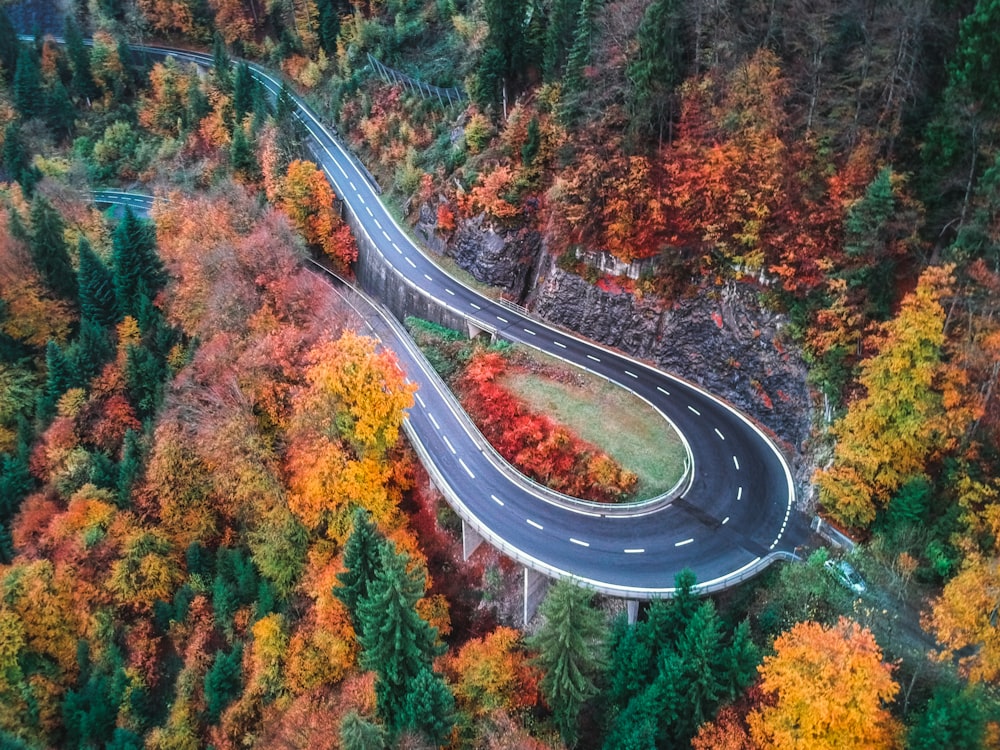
[
  {"xmin": 286, "ymin": 330, "xmax": 415, "ymax": 535},
  {"xmin": 815, "ymin": 265, "xmax": 979, "ymax": 527},
  {"xmin": 748, "ymin": 617, "xmax": 903, "ymax": 750}
]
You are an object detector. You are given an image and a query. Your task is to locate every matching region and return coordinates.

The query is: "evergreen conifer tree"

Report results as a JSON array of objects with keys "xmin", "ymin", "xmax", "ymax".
[
  {"xmin": 356, "ymin": 544, "xmax": 448, "ymax": 737},
  {"xmin": 230, "ymin": 126, "xmax": 260, "ymax": 181},
  {"xmin": 12, "ymin": 45, "xmax": 42, "ymax": 119},
  {"xmin": 38, "ymin": 340, "xmax": 71, "ymax": 421},
  {"xmin": 335, "ymin": 509, "xmax": 388, "ymax": 628},
  {"xmin": 339, "ymin": 711, "xmax": 386, "ymax": 750},
  {"xmin": 543, "ymin": 0, "xmax": 580, "ymax": 81},
  {"xmin": 627, "ymin": 0, "xmax": 685, "ymax": 145},
  {"xmin": 0, "ymin": 436, "xmax": 34, "ymax": 562},
  {"xmin": 212, "ymin": 32, "xmax": 232, "ymax": 93},
  {"xmin": 204, "ymin": 646, "xmax": 243, "ymax": 724},
  {"xmin": 1, "ymin": 122, "xmax": 38, "ymax": 194},
  {"xmin": 232, "ymin": 62, "xmax": 254, "ymax": 126},
  {"xmin": 77, "ymin": 236, "xmax": 118, "ymax": 327},
  {"xmin": 0, "ymin": 9, "xmax": 17, "ymax": 83},
  {"xmin": 528, "ymin": 579, "xmax": 607, "ymax": 747},
  {"xmin": 29, "ymin": 195, "xmax": 77, "ymax": 302},
  {"xmin": 111, "ymin": 208, "xmax": 164, "ymax": 320},
  {"xmin": 65, "ymin": 15, "xmax": 98, "ymax": 101},
  {"xmin": 561, "ymin": 0, "xmax": 597, "ymax": 116},
  {"xmin": 116, "ymin": 429, "xmax": 143, "ymax": 507}
]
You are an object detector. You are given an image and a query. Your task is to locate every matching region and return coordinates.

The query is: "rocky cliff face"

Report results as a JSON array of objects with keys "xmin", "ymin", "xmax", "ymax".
[
  {"xmin": 416, "ymin": 206, "xmax": 542, "ymax": 298},
  {"xmin": 530, "ymin": 253, "xmax": 812, "ymax": 460}
]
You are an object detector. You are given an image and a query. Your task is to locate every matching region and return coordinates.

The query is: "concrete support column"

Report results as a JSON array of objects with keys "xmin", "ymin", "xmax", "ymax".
[
  {"xmin": 523, "ymin": 567, "xmax": 550, "ymax": 626},
  {"xmin": 626, "ymin": 599, "xmax": 640, "ymax": 625},
  {"xmin": 461, "ymin": 520, "xmax": 483, "ymax": 561}
]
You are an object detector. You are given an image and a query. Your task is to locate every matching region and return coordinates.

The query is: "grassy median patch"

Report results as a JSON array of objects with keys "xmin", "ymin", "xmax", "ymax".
[{"xmin": 501, "ymin": 364, "xmax": 687, "ymax": 501}]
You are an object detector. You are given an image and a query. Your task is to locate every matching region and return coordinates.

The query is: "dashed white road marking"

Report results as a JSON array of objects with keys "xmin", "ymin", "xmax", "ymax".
[
  {"xmin": 459, "ymin": 458, "xmax": 475, "ymax": 479},
  {"xmin": 554, "ymin": 341, "xmax": 567, "ymax": 348},
  {"xmin": 443, "ymin": 435, "xmax": 456, "ymax": 454},
  {"xmin": 675, "ymin": 538, "xmax": 694, "ymax": 547},
  {"xmin": 624, "ymin": 370, "xmax": 638, "ymax": 378},
  {"xmin": 405, "ymin": 257, "xmax": 416, "ymax": 268},
  {"xmin": 350, "ymin": 181, "xmax": 357, "ymax": 191},
  {"xmin": 424, "ymin": 274, "xmax": 433, "ymax": 281},
  {"xmin": 392, "ymin": 243, "xmax": 402, "ymax": 253},
  {"xmin": 470, "ymin": 302, "xmax": 481, "ymax": 310},
  {"xmin": 365, "ymin": 206, "xmax": 373, "ymax": 216},
  {"xmin": 715, "ymin": 428, "xmax": 725, "ymax": 440},
  {"xmin": 445, "ymin": 288, "xmax": 455, "ymax": 296},
  {"xmin": 527, "ymin": 519, "xmax": 543, "ymax": 530},
  {"xmin": 688, "ymin": 405, "xmax": 701, "ymax": 415},
  {"xmin": 428, "ymin": 414, "xmax": 440, "ymax": 430},
  {"xmin": 358, "ymin": 194, "xmax": 365, "ymax": 204},
  {"xmin": 523, "ymin": 328, "xmax": 536, "ymax": 336},
  {"xmin": 624, "ymin": 548, "xmax": 645, "ymax": 554},
  {"xmin": 737, "ymin": 486, "xmax": 743, "ymax": 500},
  {"xmin": 587, "ymin": 354, "xmax": 601, "ymax": 362},
  {"xmin": 414, "ymin": 393, "xmax": 426, "ymax": 408},
  {"xmin": 722, "ymin": 516, "xmax": 730, "ymax": 524},
  {"xmin": 374, "ymin": 219, "xmax": 382, "ymax": 229},
  {"xmin": 570, "ymin": 538, "xmax": 590, "ymax": 547},
  {"xmin": 382, "ymin": 230, "xmax": 391, "ymax": 240},
  {"xmin": 733, "ymin": 456, "xmax": 740, "ymax": 470},
  {"xmin": 657, "ymin": 386, "xmax": 671, "ymax": 396},
  {"xmin": 490, "ymin": 494, "xmax": 504, "ymax": 506},
  {"xmin": 497, "ymin": 316, "xmax": 509, "ymax": 323}
]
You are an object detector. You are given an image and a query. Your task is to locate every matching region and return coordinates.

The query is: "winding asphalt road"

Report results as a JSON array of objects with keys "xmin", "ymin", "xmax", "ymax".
[{"xmin": 90, "ymin": 45, "xmax": 809, "ymax": 597}]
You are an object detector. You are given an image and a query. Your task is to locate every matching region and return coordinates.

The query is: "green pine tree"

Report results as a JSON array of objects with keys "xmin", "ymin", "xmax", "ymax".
[
  {"xmin": 12, "ymin": 45, "xmax": 42, "ymax": 119},
  {"xmin": 543, "ymin": 0, "xmax": 580, "ymax": 81},
  {"xmin": 561, "ymin": 0, "xmax": 597, "ymax": 117},
  {"xmin": 67, "ymin": 318, "xmax": 114, "ymax": 386},
  {"xmin": 0, "ymin": 9, "xmax": 17, "ymax": 83},
  {"xmin": 908, "ymin": 679, "xmax": 990, "ymax": 750},
  {"xmin": 315, "ymin": 0, "xmax": 342, "ymax": 55},
  {"xmin": 39, "ymin": 340, "xmax": 72, "ymax": 421},
  {"xmin": 0, "ymin": 436, "xmax": 34, "ymax": 562},
  {"xmin": 65, "ymin": 15, "xmax": 98, "ymax": 101},
  {"xmin": 356, "ymin": 544, "xmax": 446, "ymax": 736},
  {"xmin": 212, "ymin": 32, "xmax": 232, "ymax": 94},
  {"xmin": 626, "ymin": 0, "xmax": 685, "ymax": 146},
  {"xmin": 77, "ymin": 236, "xmax": 119, "ymax": 327},
  {"xmin": 398, "ymin": 666, "xmax": 455, "ymax": 745},
  {"xmin": 29, "ymin": 195, "xmax": 77, "ymax": 302},
  {"xmin": 230, "ymin": 125, "xmax": 260, "ymax": 181},
  {"xmin": 111, "ymin": 208, "xmax": 164, "ymax": 320},
  {"xmin": 335, "ymin": 509, "xmax": 388, "ymax": 628},
  {"xmin": 232, "ymin": 62, "xmax": 255, "ymax": 127},
  {"xmin": 339, "ymin": 711, "xmax": 387, "ymax": 750},
  {"xmin": 528, "ymin": 579, "xmax": 607, "ymax": 747},
  {"xmin": 204, "ymin": 645, "xmax": 243, "ymax": 724}
]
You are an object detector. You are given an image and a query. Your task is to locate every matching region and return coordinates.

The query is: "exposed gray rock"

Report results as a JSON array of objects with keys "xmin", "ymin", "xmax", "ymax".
[{"xmin": 530, "ymin": 253, "xmax": 813, "ymax": 463}]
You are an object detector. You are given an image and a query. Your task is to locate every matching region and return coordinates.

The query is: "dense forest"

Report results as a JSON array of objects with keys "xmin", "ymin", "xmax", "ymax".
[{"xmin": 1, "ymin": 0, "xmax": 1000, "ymax": 747}]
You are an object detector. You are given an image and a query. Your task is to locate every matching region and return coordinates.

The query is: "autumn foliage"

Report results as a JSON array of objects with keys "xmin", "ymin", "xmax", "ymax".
[
  {"xmin": 458, "ymin": 350, "xmax": 636, "ymax": 502},
  {"xmin": 279, "ymin": 159, "xmax": 358, "ymax": 271}
]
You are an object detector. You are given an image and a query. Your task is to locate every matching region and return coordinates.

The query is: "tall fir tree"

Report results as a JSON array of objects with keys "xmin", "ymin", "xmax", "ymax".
[
  {"xmin": 65, "ymin": 15, "xmax": 98, "ymax": 101},
  {"xmin": 356, "ymin": 544, "xmax": 449, "ymax": 738},
  {"xmin": 77, "ymin": 236, "xmax": 118, "ymax": 327},
  {"xmin": 29, "ymin": 196, "xmax": 78, "ymax": 302},
  {"xmin": 203, "ymin": 645, "xmax": 243, "ymax": 724},
  {"xmin": 212, "ymin": 32, "xmax": 232, "ymax": 94},
  {"xmin": 339, "ymin": 711, "xmax": 386, "ymax": 750},
  {"xmin": 1, "ymin": 122, "xmax": 38, "ymax": 193},
  {"xmin": 0, "ymin": 9, "xmax": 18, "ymax": 83},
  {"xmin": 12, "ymin": 45, "xmax": 42, "ymax": 119},
  {"xmin": 528, "ymin": 579, "xmax": 607, "ymax": 747},
  {"xmin": 111, "ymin": 208, "xmax": 164, "ymax": 320},
  {"xmin": 117, "ymin": 428, "xmax": 143, "ymax": 508},
  {"xmin": 232, "ymin": 62, "xmax": 255, "ymax": 126},
  {"xmin": 543, "ymin": 0, "xmax": 580, "ymax": 81},
  {"xmin": 0, "ymin": 435, "xmax": 34, "ymax": 562},
  {"xmin": 627, "ymin": 0, "xmax": 686, "ymax": 146},
  {"xmin": 39, "ymin": 340, "xmax": 71, "ymax": 422},
  {"xmin": 335, "ymin": 509, "xmax": 388, "ymax": 628}
]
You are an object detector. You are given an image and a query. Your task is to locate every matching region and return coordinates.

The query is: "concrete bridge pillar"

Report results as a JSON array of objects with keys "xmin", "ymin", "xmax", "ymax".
[
  {"xmin": 461, "ymin": 519, "xmax": 483, "ymax": 561},
  {"xmin": 626, "ymin": 599, "xmax": 640, "ymax": 625},
  {"xmin": 523, "ymin": 567, "xmax": 550, "ymax": 626}
]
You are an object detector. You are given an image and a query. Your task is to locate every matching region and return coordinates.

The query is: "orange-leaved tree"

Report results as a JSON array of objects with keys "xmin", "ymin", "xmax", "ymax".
[
  {"xmin": 280, "ymin": 159, "xmax": 358, "ymax": 271},
  {"xmin": 441, "ymin": 626, "xmax": 541, "ymax": 717},
  {"xmin": 285, "ymin": 330, "xmax": 415, "ymax": 534},
  {"xmin": 748, "ymin": 617, "xmax": 903, "ymax": 750}
]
